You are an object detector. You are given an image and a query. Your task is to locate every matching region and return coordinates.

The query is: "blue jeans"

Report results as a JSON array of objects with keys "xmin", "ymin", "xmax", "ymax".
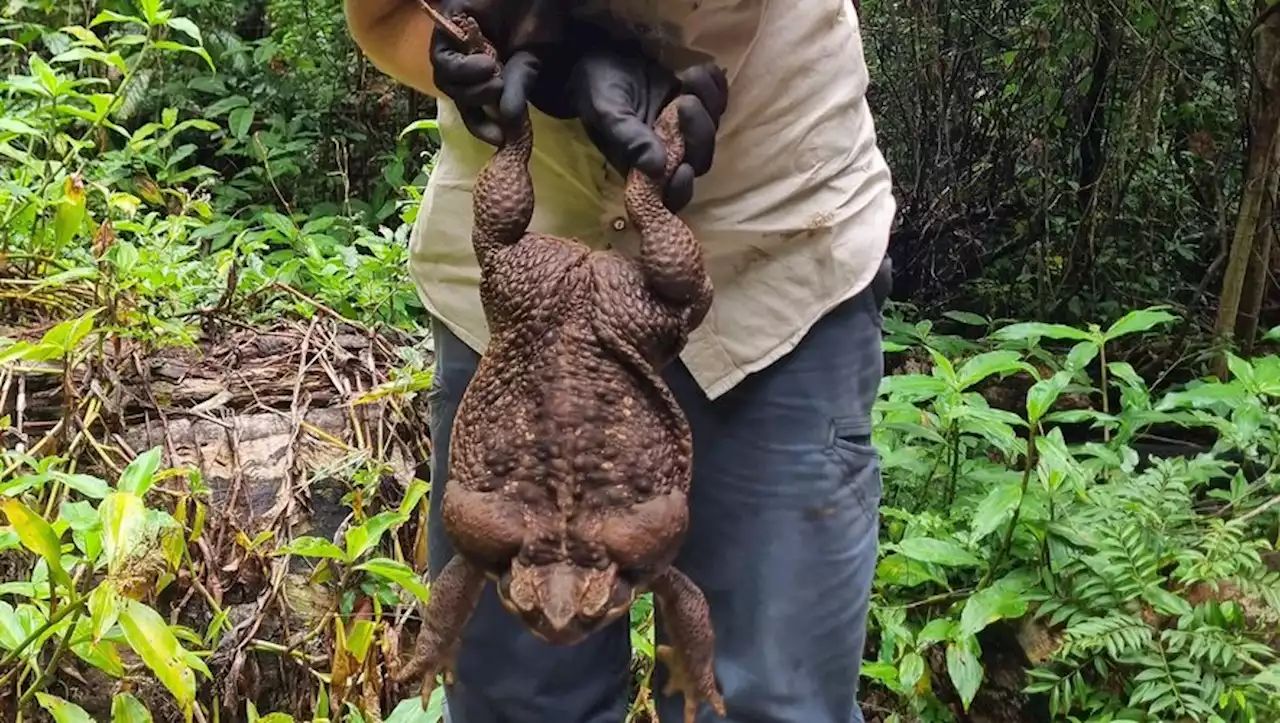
[{"xmin": 425, "ymin": 269, "xmax": 888, "ymax": 723}]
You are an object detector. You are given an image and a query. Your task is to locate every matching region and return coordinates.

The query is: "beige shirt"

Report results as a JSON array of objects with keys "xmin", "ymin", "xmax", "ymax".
[{"xmin": 408, "ymin": 0, "xmax": 895, "ymax": 400}]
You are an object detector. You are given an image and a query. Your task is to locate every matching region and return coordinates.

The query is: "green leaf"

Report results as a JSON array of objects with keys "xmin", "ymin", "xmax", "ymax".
[
  {"xmin": 398, "ymin": 119, "xmax": 440, "ymax": 142},
  {"xmin": 880, "ymin": 374, "xmax": 949, "ymax": 401},
  {"xmin": 90, "ymin": 581, "xmax": 123, "ymax": 643},
  {"xmin": 276, "ymin": 536, "xmax": 348, "ymax": 562},
  {"xmin": 41, "ymin": 309, "xmax": 100, "ymax": 354},
  {"xmin": 1064, "ymin": 341, "xmax": 1099, "ymax": 374},
  {"xmin": 35, "ymin": 693, "xmax": 96, "ymax": 723},
  {"xmin": 917, "ymin": 618, "xmax": 957, "ymax": 647},
  {"xmin": 1027, "ymin": 370, "xmax": 1071, "ymax": 423},
  {"xmin": 165, "ymin": 17, "xmax": 202, "ymax": 44},
  {"xmin": 0, "ymin": 498, "xmax": 71, "ymax": 590},
  {"xmin": 1103, "ymin": 307, "xmax": 1177, "ymax": 341},
  {"xmin": 228, "ymin": 106, "xmax": 255, "ymax": 138},
  {"xmin": 946, "ymin": 637, "xmax": 984, "ymax": 711},
  {"xmin": 345, "ymin": 511, "xmax": 408, "ymax": 561},
  {"xmin": 99, "ymin": 492, "xmax": 148, "ymax": 576},
  {"xmin": 992, "ymin": 322, "xmax": 1092, "ymax": 343},
  {"xmin": 119, "ymin": 598, "xmax": 196, "ymax": 712},
  {"xmin": 399, "ymin": 479, "xmax": 431, "ymax": 517},
  {"xmin": 970, "ymin": 483, "xmax": 1023, "ymax": 542},
  {"xmin": 943, "ymin": 311, "xmax": 989, "ymax": 327},
  {"xmin": 137, "ymin": 0, "xmax": 164, "ymax": 26},
  {"xmin": 53, "ymin": 472, "xmax": 111, "ymax": 499},
  {"xmin": 895, "ymin": 538, "xmax": 982, "ymax": 568},
  {"xmin": 119, "ymin": 447, "xmax": 162, "ymax": 496},
  {"xmin": 899, "ymin": 651, "xmax": 925, "ymax": 689},
  {"xmin": 956, "ymin": 350, "xmax": 1027, "ymax": 390},
  {"xmin": 385, "ymin": 689, "xmax": 446, "ymax": 723},
  {"xmin": 355, "ymin": 558, "xmax": 431, "ymax": 603},
  {"xmin": 112, "ymin": 692, "xmax": 153, "ymax": 723},
  {"xmin": 959, "ymin": 580, "xmax": 1028, "ymax": 638},
  {"xmin": 0, "ymin": 601, "xmax": 28, "ymax": 652}
]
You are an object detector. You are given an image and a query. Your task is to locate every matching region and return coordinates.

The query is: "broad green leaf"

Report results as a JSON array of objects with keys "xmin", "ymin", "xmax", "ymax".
[
  {"xmin": 346, "ymin": 619, "xmax": 376, "ymax": 663},
  {"xmin": 228, "ymin": 106, "xmax": 255, "ymax": 138},
  {"xmin": 956, "ymin": 350, "xmax": 1027, "ymax": 390},
  {"xmin": 927, "ymin": 347, "xmax": 957, "ymax": 384},
  {"xmin": 880, "ymin": 374, "xmax": 949, "ymax": 401},
  {"xmin": 41, "ymin": 307, "xmax": 99, "ymax": 354},
  {"xmin": 355, "ymin": 558, "xmax": 431, "ymax": 603},
  {"xmin": 399, "ymin": 479, "xmax": 431, "ymax": 516},
  {"xmin": 137, "ymin": 0, "xmax": 164, "ymax": 26},
  {"xmin": 166, "ymin": 17, "xmax": 202, "ymax": 44},
  {"xmin": 53, "ymin": 472, "xmax": 111, "ymax": 499},
  {"xmin": 35, "ymin": 693, "xmax": 95, "ymax": 723},
  {"xmin": 875, "ymin": 553, "xmax": 946, "ymax": 589},
  {"xmin": 1103, "ymin": 307, "xmax": 1177, "ymax": 341},
  {"xmin": 970, "ymin": 483, "xmax": 1023, "ymax": 542},
  {"xmin": 90, "ymin": 581, "xmax": 123, "ymax": 643},
  {"xmin": 119, "ymin": 447, "xmax": 162, "ymax": 496},
  {"xmin": 385, "ymin": 688, "xmax": 446, "ymax": 723},
  {"xmin": 119, "ymin": 598, "xmax": 196, "ymax": 711},
  {"xmin": 943, "ymin": 311, "xmax": 989, "ymax": 326},
  {"xmin": 917, "ymin": 618, "xmax": 958, "ymax": 647},
  {"xmin": 1064, "ymin": 341, "xmax": 1099, "ymax": 373},
  {"xmin": 99, "ymin": 491, "xmax": 148, "ymax": 576},
  {"xmin": 278, "ymin": 536, "xmax": 347, "ymax": 561},
  {"xmin": 0, "ymin": 600, "xmax": 27, "ymax": 651},
  {"xmin": 992, "ymin": 322, "xmax": 1092, "ymax": 343},
  {"xmin": 345, "ymin": 510, "xmax": 408, "ymax": 561},
  {"xmin": 112, "ymin": 692, "xmax": 154, "ymax": 723},
  {"xmin": 946, "ymin": 637, "xmax": 984, "ymax": 711},
  {"xmin": 0, "ymin": 498, "xmax": 71, "ymax": 590},
  {"xmin": 895, "ymin": 538, "xmax": 982, "ymax": 568},
  {"xmin": 1026, "ymin": 370, "xmax": 1071, "ymax": 423},
  {"xmin": 899, "ymin": 651, "xmax": 925, "ymax": 689},
  {"xmin": 959, "ymin": 580, "xmax": 1029, "ymax": 638},
  {"xmin": 1226, "ymin": 353, "xmax": 1256, "ymax": 389},
  {"xmin": 398, "ymin": 118, "xmax": 440, "ymax": 141}
]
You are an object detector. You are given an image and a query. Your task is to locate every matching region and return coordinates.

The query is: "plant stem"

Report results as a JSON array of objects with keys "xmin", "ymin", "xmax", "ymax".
[
  {"xmin": 17, "ymin": 605, "xmax": 82, "ymax": 707},
  {"xmin": 983, "ymin": 426, "xmax": 1038, "ymax": 587},
  {"xmin": 1099, "ymin": 343, "xmax": 1111, "ymax": 443},
  {"xmin": 0, "ymin": 593, "xmax": 87, "ymax": 687}
]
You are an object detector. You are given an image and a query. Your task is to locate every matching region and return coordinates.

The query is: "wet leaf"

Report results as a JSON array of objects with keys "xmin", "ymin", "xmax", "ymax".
[
  {"xmin": 970, "ymin": 483, "xmax": 1023, "ymax": 542},
  {"xmin": 278, "ymin": 536, "xmax": 347, "ymax": 562},
  {"xmin": 1103, "ymin": 307, "xmax": 1177, "ymax": 341},
  {"xmin": 35, "ymin": 693, "xmax": 95, "ymax": 723},
  {"xmin": 895, "ymin": 538, "xmax": 982, "ymax": 568},
  {"xmin": 119, "ymin": 598, "xmax": 196, "ymax": 712},
  {"xmin": 956, "ymin": 350, "xmax": 1028, "ymax": 390},
  {"xmin": 112, "ymin": 692, "xmax": 154, "ymax": 723},
  {"xmin": 946, "ymin": 637, "xmax": 985, "ymax": 711},
  {"xmin": 0, "ymin": 498, "xmax": 71, "ymax": 590},
  {"xmin": 959, "ymin": 579, "xmax": 1029, "ymax": 638},
  {"xmin": 118, "ymin": 447, "xmax": 162, "ymax": 496},
  {"xmin": 355, "ymin": 558, "xmax": 431, "ymax": 603},
  {"xmin": 99, "ymin": 491, "xmax": 148, "ymax": 577}
]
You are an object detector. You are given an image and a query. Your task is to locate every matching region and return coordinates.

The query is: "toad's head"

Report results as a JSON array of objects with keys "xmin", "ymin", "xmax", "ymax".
[{"xmin": 496, "ymin": 556, "xmax": 635, "ymax": 646}]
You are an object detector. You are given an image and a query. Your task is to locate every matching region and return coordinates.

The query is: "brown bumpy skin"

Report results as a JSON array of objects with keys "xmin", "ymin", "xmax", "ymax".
[{"xmin": 392, "ymin": 5, "xmax": 724, "ymax": 722}]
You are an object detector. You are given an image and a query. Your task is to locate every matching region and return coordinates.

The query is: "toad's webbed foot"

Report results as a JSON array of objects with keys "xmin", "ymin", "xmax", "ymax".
[
  {"xmin": 653, "ymin": 567, "xmax": 726, "ymax": 722},
  {"xmin": 390, "ymin": 555, "xmax": 486, "ymax": 707}
]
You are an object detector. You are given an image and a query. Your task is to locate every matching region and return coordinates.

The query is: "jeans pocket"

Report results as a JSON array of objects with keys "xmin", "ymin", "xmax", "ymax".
[{"xmin": 825, "ymin": 416, "xmax": 882, "ymax": 520}]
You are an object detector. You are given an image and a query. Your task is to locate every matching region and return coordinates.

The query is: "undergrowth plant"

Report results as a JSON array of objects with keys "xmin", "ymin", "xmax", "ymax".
[{"xmin": 864, "ymin": 307, "xmax": 1280, "ymax": 722}]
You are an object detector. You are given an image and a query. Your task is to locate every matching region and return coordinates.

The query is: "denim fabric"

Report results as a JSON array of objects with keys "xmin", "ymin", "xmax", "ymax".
[{"xmin": 424, "ymin": 265, "xmax": 888, "ymax": 723}]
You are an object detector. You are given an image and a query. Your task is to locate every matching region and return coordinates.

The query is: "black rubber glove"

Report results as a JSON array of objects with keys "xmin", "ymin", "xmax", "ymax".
[
  {"xmin": 571, "ymin": 46, "xmax": 728, "ymax": 212},
  {"xmin": 428, "ymin": 0, "xmax": 578, "ymax": 145}
]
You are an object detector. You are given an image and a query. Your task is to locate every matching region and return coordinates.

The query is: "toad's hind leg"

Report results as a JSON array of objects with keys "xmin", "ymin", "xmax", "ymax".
[
  {"xmin": 652, "ymin": 567, "xmax": 726, "ymax": 722},
  {"xmin": 623, "ymin": 103, "xmax": 714, "ymax": 333},
  {"xmin": 390, "ymin": 554, "xmax": 486, "ymax": 707}
]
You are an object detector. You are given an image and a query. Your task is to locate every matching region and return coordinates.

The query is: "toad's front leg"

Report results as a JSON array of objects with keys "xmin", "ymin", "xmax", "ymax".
[
  {"xmin": 652, "ymin": 567, "xmax": 726, "ymax": 722},
  {"xmin": 390, "ymin": 554, "xmax": 486, "ymax": 707}
]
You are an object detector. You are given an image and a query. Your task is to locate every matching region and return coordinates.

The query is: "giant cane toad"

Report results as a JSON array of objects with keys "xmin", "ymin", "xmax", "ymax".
[{"xmin": 390, "ymin": 5, "xmax": 725, "ymax": 722}]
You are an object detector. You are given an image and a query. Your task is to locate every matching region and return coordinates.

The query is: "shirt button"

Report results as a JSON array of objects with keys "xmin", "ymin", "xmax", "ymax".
[{"xmin": 611, "ymin": 217, "xmax": 627, "ymax": 232}]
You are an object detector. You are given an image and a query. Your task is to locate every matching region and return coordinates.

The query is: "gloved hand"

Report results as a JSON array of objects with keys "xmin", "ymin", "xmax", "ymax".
[
  {"xmin": 571, "ymin": 47, "xmax": 729, "ymax": 213},
  {"xmin": 427, "ymin": 0, "xmax": 578, "ymax": 145}
]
